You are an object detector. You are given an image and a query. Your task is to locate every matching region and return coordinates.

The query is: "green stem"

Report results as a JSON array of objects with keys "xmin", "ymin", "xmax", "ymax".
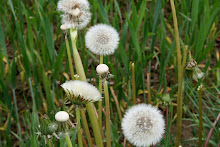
[
  {"xmin": 170, "ymin": 0, "xmax": 183, "ymax": 146},
  {"xmin": 65, "ymin": 134, "xmax": 73, "ymax": 147},
  {"xmin": 104, "ymin": 80, "xmax": 111, "ymax": 147},
  {"xmin": 70, "ymin": 28, "xmax": 86, "ymax": 81},
  {"xmin": 70, "ymin": 28, "xmax": 103, "ymax": 147},
  {"xmin": 198, "ymin": 88, "xmax": 203, "ymax": 147},
  {"xmin": 131, "ymin": 63, "xmax": 136, "ymax": 105},
  {"xmin": 86, "ymin": 104, "xmax": 104, "ymax": 147},
  {"xmin": 65, "ymin": 36, "xmax": 75, "ymax": 79},
  {"xmin": 98, "ymin": 55, "xmax": 103, "ymax": 135},
  {"xmin": 67, "ymin": 30, "xmax": 92, "ymax": 146},
  {"xmin": 48, "ymin": 139, "xmax": 52, "ymax": 147},
  {"xmin": 80, "ymin": 109, "xmax": 93, "ymax": 147},
  {"xmin": 76, "ymin": 107, "xmax": 83, "ymax": 147}
]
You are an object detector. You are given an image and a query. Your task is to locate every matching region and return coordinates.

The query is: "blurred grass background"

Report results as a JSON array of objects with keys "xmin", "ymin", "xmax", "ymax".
[{"xmin": 0, "ymin": 0, "xmax": 220, "ymax": 146}]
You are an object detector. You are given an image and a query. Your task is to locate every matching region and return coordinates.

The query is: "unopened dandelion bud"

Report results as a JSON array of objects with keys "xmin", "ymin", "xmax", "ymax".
[
  {"xmin": 96, "ymin": 64, "xmax": 109, "ymax": 75},
  {"xmin": 55, "ymin": 111, "xmax": 70, "ymax": 122},
  {"xmin": 122, "ymin": 104, "xmax": 165, "ymax": 147}
]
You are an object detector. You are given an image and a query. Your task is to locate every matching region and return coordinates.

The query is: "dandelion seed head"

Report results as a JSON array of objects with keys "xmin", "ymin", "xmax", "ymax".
[
  {"xmin": 57, "ymin": 0, "xmax": 91, "ymax": 30},
  {"xmin": 85, "ymin": 24, "xmax": 119, "ymax": 55},
  {"xmin": 122, "ymin": 104, "xmax": 165, "ymax": 147},
  {"xmin": 55, "ymin": 111, "xmax": 69, "ymax": 122},
  {"xmin": 61, "ymin": 80, "xmax": 101, "ymax": 102}
]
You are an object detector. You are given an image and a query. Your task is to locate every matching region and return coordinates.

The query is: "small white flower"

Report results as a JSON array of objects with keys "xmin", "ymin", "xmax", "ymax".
[
  {"xmin": 96, "ymin": 64, "xmax": 109, "ymax": 75},
  {"xmin": 122, "ymin": 104, "xmax": 165, "ymax": 147},
  {"xmin": 85, "ymin": 24, "xmax": 119, "ymax": 55},
  {"xmin": 57, "ymin": 0, "xmax": 91, "ymax": 30},
  {"xmin": 61, "ymin": 80, "xmax": 101, "ymax": 102},
  {"xmin": 55, "ymin": 111, "xmax": 70, "ymax": 122}
]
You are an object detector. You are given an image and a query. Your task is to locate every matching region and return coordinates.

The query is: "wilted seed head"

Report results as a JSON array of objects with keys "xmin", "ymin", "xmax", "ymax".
[
  {"xmin": 185, "ymin": 59, "xmax": 204, "ymax": 81},
  {"xmin": 61, "ymin": 80, "xmax": 101, "ymax": 105},
  {"xmin": 57, "ymin": 0, "xmax": 91, "ymax": 30},
  {"xmin": 85, "ymin": 24, "xmax": 120, "ymax": 55},
  {"xmin": 55, "ymin": 111, "xmax": 70, "ymax": 122},
  {"xmin": 185, "ymin": 59, "xmax": 197, "ymax": 70},
  {"xmin": 122, "ymin": 104, "xmax": 165, "ymax": 147}
]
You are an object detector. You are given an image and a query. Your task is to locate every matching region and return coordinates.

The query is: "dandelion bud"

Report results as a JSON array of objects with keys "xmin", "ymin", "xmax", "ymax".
[
  {"xmin": 96, "ymin": 64, "xmax": 109, "ymax": 75},
  {"xmin": 122, "ymin": 104, "xmax": 165, "ymax": 147},
  {"xmin": 55, "ymin": 111, "xmax": 70, "ymax": 122},
  {"xmin": 38, "ymin": 117, "xmax": 58, "ymax": 136}
]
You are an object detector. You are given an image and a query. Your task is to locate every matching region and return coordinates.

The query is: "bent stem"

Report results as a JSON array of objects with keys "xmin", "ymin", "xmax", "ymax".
[
  {"xmin": 70, "ymin": 28, "xmax": 103, "ymax": 147},
  {"xmin": 98, "ymin": 55, "xmax": 103, "ymax": 134},
  {"xmin": 170, "ymin": 0, "xmax": 184, "ymax": 146},
  {"xmin": 76, "ymin": 107, "xmax": 83, "ymax": 147},
  {"xmin": 104, "ymin": 80, "xmax": 111, "ymax": 147},
  {"xmin": 65, "ymin": 133, "xmax": 73, "ymax": 147}
]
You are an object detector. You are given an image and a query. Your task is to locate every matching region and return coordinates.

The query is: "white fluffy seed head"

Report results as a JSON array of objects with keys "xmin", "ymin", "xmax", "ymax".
[
  {"xmin": 57, "ymin": 0, "xmax": 91, "ymax": 30},
  {"xmin": 85, "ymin": 24, "xmax": 119, "ymax": 55},
  {"xmin": 96, "ymin": 64, "xmax": 109, "ymax": 75},
  {"xmin": 55, "ymin": 111, "xmax": 69, "ymax": 122},
  {"xmin": 122, "ymin": 104, "xmax": 165, "ymax": 147},
  {"xmin": 61, "ymin": 80, "xmax": 101, "ymax": 102}
]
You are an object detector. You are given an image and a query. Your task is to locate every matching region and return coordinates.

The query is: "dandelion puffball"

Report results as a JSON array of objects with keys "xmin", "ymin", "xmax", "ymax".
[
  {"xmin": 85, "ymin": 24, "xmax": 119, "ymax": 55},
  {"xmin": 96, "ymin": 64, "xmax": 109, "ymax": 75},
  {"xmin": 57, "ymin": 0, "xmax": 91, "ymax": 30},
  {"xmin": 55, "ymin": 111, "xmax": 69, "ymax": 122},
  {"xmin": 122, "ymin": 104, "xmax": 165, "ymax": 147},
  {"xmin": 61, "ymin": 80, "xmax": 101, "ymax": 102}
]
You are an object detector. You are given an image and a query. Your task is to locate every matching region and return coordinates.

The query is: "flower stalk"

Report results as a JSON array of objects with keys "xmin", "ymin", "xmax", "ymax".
[
  {"xmin": 198, "ymin": 86, "xmax": 203, "ymax": 147},
  {"xmin": 131, "ymin": 63, "xmax": 136, "ymax": 105},
  {"xmin": 170, "ymin": 0, "xmax": 185, "ymax": 146},
  {"xmin": 65, "ymin": 134, "xmax": 73, "ymax": 147},
  {"xmin": 104, "ymin": 80, "xmax": 111, "ymax": 147},
  {"xmin": 76, "ymin": 107, "xmax": 83, "ymax": 147},
  {"xmin": 70, "ymin": 28, "xmax": 103, "ymax": 147},
  {"xmin": 98, "ymin": 55, "xmax": 103, "ymax": 134},
  {"xmin": 65, "ymin": 36, "xmax": 75, "ymax": 79}
]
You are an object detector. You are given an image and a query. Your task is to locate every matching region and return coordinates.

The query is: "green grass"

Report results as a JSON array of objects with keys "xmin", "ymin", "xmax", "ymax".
[{"xmin": 0, "ymin": 0, "xmax": 220, "ymax": 146}]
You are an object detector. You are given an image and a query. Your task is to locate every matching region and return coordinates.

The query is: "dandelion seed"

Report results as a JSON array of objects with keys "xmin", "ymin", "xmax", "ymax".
[
  {"xmin": 57, "ymin": 0, "xmax": 91, "ymax": 30},
  {"xmin": 122, "ymin": 104, "xmax": 165, "ymax": 147},
  {"xmin": 85, "ymin": 24, "xmax": 119, "ymax": 55},
  {"xmin": 61, "ymin": 80, "xmax": 102, "ymax": 104}
]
